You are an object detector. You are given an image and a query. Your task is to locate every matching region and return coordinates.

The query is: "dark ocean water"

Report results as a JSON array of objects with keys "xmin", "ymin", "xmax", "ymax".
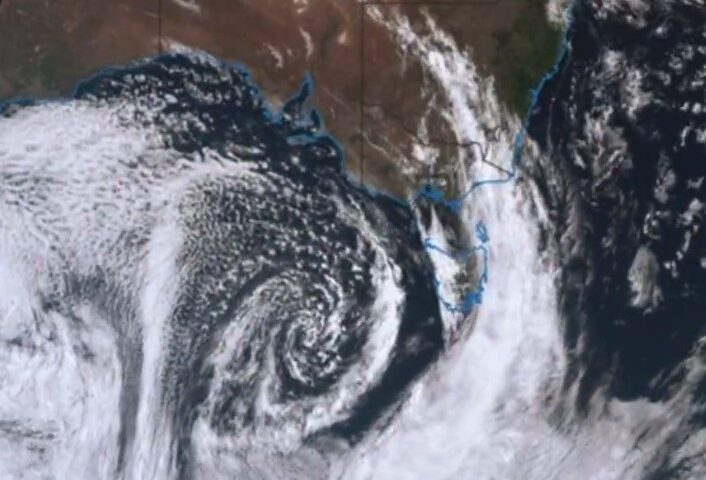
[
  {"xmin": 0, "ymin": 53, "xmax": 448, "ymax": 477},
  {"xmin": 3, "ymin": 2, "xmax": 706, "ymax": 477},
  {"xmin": 529, "ymin": 0, "xmax": 706, "ymax": 449}
]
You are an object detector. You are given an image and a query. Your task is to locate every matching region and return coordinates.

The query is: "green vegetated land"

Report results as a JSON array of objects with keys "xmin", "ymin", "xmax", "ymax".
[{"xmin": 491, "ymin": 0, "xmax": 564, "ymax": 116}]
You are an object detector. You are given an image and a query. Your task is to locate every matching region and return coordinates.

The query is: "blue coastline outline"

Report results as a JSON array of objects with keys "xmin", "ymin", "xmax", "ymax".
[
  {"xmin": 0, "ymin": 9, "xmax": 573, "ymax": 317},
  {"xmin": 405, "ymin": 9, "xmax": 573, "ymax": 315},
  {"xmin": 270, "ymin": 9, "xmax": 573, "ymax": 316}
]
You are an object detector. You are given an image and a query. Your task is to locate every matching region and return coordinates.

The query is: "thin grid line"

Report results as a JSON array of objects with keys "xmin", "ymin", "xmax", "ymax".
[
  {"xmin": 359, "ymin": 3, "xmax": 365, "ymax": 185},
  {"xmin": 158, "ymin": 0, "xmax": 163, "ymax": 54},
  {"xmin": 359, "ymin": 0, "xmax": 506, "ymax": 186}
]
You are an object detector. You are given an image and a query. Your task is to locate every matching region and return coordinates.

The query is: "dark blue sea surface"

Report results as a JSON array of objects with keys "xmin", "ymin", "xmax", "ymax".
[
  {"xmin": 529, "ymin": 0, "xmax": 706, "ymax": 451},
  {"xmin": 2, "ymin": 53, "xmax": 449, "ymax": 473}
]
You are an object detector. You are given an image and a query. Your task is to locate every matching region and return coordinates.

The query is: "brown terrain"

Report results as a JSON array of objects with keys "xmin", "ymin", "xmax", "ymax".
[{"xmin": 0, "ymin": 0, "xmax": 561, "ymax": 197}]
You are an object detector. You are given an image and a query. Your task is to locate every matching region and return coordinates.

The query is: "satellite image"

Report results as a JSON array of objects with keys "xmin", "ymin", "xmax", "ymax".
[{"xmin": 0, "ymin": 0, "xmax": 704, "ymax": 479}]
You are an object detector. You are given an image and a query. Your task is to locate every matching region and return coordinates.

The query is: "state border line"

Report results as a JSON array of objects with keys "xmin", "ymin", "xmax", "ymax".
[
  {"xmin": 358, "ymin": 0, "xmax": 571, "ymax": 316},
  {"xmin": 358, "ymin": 0, "xmax": 497, "ymax": 186}
]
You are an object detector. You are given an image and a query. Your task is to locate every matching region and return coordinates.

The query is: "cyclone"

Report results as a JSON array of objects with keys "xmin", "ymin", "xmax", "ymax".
[
  {"xmin": 3, "ymin": 1, "xmax": 706, "ymax": 479},
  {"xmin": 0, "ymin": 53, "xmax": 443, "ymax": 479}
]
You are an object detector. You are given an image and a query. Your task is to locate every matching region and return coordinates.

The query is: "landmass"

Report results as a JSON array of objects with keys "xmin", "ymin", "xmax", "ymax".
[{"xmin": 0, "ymin": 0, "xmax": 562, "ymax": 197}]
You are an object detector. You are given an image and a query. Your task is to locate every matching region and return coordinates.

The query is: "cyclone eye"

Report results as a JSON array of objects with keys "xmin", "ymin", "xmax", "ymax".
[
  {"xmin": 275, "ymin": 283, "xmax": 371, "ymax": 398},
  {"xmin": 165, "ymin": 182, "xmax": 442, "ymax": 449},
  {"xmin": 44, "ymin": 53, "xmax": 447, "ymax": 470}
]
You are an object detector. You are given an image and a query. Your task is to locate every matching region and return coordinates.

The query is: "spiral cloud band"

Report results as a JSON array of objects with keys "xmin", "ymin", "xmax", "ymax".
[{"xmin": 0, "ymin": 53, "xmax": 443, "ymax": 479}]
